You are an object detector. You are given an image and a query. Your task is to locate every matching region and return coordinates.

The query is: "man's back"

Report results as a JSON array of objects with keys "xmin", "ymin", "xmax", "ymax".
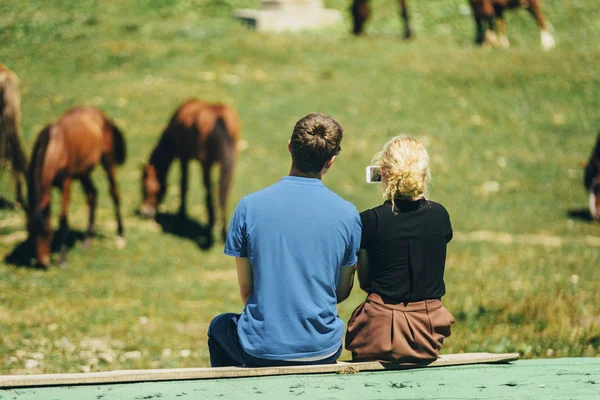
[{"xmin": 225, "ymin": 176, "xmax": 361, "ymax": 359}]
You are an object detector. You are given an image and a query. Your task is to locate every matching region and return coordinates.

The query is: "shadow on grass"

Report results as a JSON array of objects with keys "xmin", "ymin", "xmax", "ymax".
[
  {"xmin": 4, "ymin": 230, "xmax": 89, "ymax": 269},
  {"xmin": 0, "ymin": 196, "xmax": 19, "ymax": 210},
  {"xmin": 155, "ymin": 212, "xmax": 214, "ymax": 250},
  {"xmin": 567, "ymin": 208, "xmax": 593, "ymax": 222}
]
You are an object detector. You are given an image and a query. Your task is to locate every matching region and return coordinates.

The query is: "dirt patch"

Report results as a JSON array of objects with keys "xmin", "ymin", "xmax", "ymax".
[{"xmin": 454, "ymin": 231, "xmax": 600, "ymax": 248}]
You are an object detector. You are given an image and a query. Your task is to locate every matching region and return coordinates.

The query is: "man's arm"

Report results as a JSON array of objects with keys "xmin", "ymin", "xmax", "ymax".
[
  {"xmin": 336, "ymin": 264, "xmax": 356, "ymax": 303},
  {"xmin": 236, "ymin": 257, "xmax": 253, "ymax": 305}
]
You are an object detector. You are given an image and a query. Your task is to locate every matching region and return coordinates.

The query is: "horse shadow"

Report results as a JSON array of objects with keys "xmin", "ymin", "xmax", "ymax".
[
  {"xmin": 154, "ymin": 212, "xmax": 214, "ymax": 250},
  {"xmin": 4, "ymin": 230, "xmax": 88, "ymax": 269},
  {"xmin": 567, "ymin": 208, "xmax": 593, "ymax": 222},
  {"xmin": 0, "ymin": 196, "xmax": 18, "ymax": 210}
]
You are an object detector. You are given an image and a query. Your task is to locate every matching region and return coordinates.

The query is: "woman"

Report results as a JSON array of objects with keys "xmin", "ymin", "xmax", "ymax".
[{"xmin": 345, "ymin": 135, "xmax": 455, "ymax": 364}]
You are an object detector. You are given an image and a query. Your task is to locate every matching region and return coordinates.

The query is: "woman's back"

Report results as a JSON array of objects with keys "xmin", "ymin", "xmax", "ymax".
[{"xmin": 360, "ymin": 198, "xmax": 452, "ymax": 303}]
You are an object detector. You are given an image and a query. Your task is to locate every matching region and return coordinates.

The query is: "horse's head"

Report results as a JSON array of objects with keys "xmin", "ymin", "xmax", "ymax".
[
  {"xmin": 140, "ymin": 163, "xmax": 163, "ymax": 218},
  {"xmin": 26, "ymin": 208, "xmax": 51, "ymax": 269},
  {"xmin": 583, "ymin": 159, "xmax": 600, "ymax": 222}
]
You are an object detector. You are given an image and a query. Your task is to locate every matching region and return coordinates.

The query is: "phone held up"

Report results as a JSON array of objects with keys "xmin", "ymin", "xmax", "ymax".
[{"xmin": 366, "ymin": 166, "xmax": 381, "ymax": 183}]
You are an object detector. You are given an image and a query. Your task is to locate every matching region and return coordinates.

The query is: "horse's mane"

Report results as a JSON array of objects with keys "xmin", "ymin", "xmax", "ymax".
[
  {"xmin": 149, "ymin": 122, "xmax": 177, "ymax": 174},
  {"xmin": 27, "ymin": 125, "xmax": 52, "ymax": 218},
  {"xmin": 105, "ymin": 119, "xmax": 127, "ymax": 165}
]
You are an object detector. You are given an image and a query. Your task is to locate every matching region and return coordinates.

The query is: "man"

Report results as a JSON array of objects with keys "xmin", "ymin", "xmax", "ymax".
[{"xmin": 207, "ymin": 112, "xmax": 361, "ymax": 367}]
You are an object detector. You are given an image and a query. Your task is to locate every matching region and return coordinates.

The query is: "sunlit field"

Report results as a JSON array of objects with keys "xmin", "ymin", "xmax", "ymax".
[{"xmin": 1, "ymin": 0, "xmax": 599, "ymax": 374}]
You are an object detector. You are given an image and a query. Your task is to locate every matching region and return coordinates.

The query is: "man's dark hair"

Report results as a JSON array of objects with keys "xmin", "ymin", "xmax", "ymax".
[{"xmin": 290, "ymin": 112, "xmax": 343, "ymax": 173}]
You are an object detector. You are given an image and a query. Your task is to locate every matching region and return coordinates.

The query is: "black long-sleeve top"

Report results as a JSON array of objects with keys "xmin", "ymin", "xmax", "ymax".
[{"xmin": 359, "ymin": 198, "xmax": 453, "ymax": 304}]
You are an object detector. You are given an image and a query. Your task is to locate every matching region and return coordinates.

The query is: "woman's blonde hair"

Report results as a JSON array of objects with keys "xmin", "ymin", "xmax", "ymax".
[{"xmin": 373, "ymin": 135, "xmax": 430, "ymax": 206}]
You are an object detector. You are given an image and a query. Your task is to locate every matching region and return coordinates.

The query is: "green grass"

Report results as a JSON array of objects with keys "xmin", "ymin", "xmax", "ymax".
[{"xmin": 1, "ymin": 0, "xmax": 599, "ymax": 374}]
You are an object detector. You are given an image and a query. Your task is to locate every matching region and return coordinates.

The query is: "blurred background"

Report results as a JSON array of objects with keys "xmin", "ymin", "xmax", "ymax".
[{"xmin": 0, "ymin": 0, "xmax": 599, "ymax": 374}]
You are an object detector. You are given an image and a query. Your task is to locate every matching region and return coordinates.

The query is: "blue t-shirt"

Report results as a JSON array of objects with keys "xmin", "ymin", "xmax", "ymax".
[{"xmin": 224, "ymin": 176, "xmax": 361, "ymax": 360}]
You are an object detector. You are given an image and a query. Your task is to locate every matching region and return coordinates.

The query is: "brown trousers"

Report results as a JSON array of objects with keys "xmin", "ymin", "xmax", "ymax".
[{"xmin": 345, "ymin": 293, "xmax": 455, "ymax": 363}]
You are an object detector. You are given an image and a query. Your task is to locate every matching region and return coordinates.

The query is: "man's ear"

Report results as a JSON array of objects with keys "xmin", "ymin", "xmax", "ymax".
[
  {"xmin": 288, "ymin": 139, "xmax": 292, "ymax": 154},
  {"xmin": 323, "ymin": 156, "xmax": 336, "ymax": 171}
]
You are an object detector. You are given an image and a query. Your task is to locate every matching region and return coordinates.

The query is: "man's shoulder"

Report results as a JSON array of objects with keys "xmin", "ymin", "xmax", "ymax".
[
  {"xmin": 239, "ymin": 181, "xmax": 281, "ymax": 204},
  {"xmin": 321, "ymin": 187, "xmax": 359, "ymax": 216}
]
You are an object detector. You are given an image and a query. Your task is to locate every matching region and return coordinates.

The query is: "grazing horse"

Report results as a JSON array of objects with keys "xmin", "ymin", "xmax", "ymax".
[
  {"xmin": 351, "ymin": 0, "xmax": 412, "ymax": 38},
  {"xmin": 468, "ymin": 0, "xmax": 556, "ymax": 50},
  {"xmin": 584, "ymin": 132, "xmax": 600, "ymax": 222},
  {"xmin": 27, "ymin": 107, "xmax": 127, "ymax": 268},
  {"xmin": 140, "ymin": 99, "xmax": 241, "ymax": 242},
  {"xmin": 0, "ymin": 64, "xmax": 27, "ymax": 207}
]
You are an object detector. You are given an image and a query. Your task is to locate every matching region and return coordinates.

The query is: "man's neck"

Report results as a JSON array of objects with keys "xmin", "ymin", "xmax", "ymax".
[{"xmin": 289, "ymin": 166, "xmax": 322, "ymax": 180}]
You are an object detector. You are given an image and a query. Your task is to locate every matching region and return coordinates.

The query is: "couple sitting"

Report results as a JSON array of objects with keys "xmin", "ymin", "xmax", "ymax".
[{"xmin": 208, "ymin": 112, "xmax": 454, "ymax": 367}]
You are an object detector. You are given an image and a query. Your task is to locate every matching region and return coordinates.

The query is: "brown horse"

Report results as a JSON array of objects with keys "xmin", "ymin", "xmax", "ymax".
[
  {"xmin": 468, "ymin": 0, "xmax": 556, "ymax": 50},
  {"xmin": 584, "ymin": 132, "xmax": 600, "ymax": 222},
  {"xmin": 140, "ymin": 99, "xmax": 241, "ymax": 242},
  {"xmin": 27, "ymin": 107, "xmax": 126, "ymax": 268},
  {"xmin": 351, "ymin": 0, "xmax": 411, "ymax": 38},
  {"xmin": 0, "ymin": 64, "xmax": 27, "ymax": 207}
]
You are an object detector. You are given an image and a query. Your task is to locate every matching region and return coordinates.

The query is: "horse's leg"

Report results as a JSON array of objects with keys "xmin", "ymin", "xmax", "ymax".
[
  {"xmin": 102, "ymin": 160, "xmax": 125, "ymax": 249},
  {"xmin": 494, "ymin": 4, "xmax": 510, "ymax": 48},
  {"xmin": 526, "ymin": 0, "xmax": 555, "ymax": 50},
  {"xmin": 350, "ymin": 0, "xmax": 369, "ymax": 35},
  {"xmin": 15, "ymin": 173, "xmax": 25, "ymax": 208},
  {"xmin": 469, "ymin": 1, "xmax": 489, "ymax": 45},
  {"xmin": 481, "ymin": 0, "xmax": 499, "ymax": 47},
  {"xmin": 178, "ymin": 158, "xmax": 189, "ymax": 219},
  {"xmin": 398, "ymin": 0, "xmax": 411, "ymax": 39},
  {"xmin": 58, "ymin": 178, "xmax": 72, "ymax": 267},
  {"xmin": 80, "ymin": 176, "xmax": 97, "ymax": 248},
  {"xmin": 474, "ymin": 13, "xmax": 485, "ymax": 45}
]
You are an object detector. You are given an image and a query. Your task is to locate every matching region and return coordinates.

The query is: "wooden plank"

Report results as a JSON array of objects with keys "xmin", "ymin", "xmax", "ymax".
[{"xmin": 0, "ymin": 352, "xmax": 519, "ymax": 388}]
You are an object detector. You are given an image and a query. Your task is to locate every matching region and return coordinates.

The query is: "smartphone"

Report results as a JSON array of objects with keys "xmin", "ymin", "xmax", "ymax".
[{"xmin": 366, "ymin": 166, "xmax": 381, "ymax": 183}]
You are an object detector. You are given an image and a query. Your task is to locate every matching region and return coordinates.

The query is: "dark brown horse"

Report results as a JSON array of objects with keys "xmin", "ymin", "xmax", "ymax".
[
  {"xmin": 584, "ymin": 132, "xmax": 600, "ymax": 222},
  {"xmin": 140, "ymin": 99, "xmax": 241, "ymax": 242},
  {"xmin": 0, "ymin": 64, "xmax": 27, "ymax": 207},
  {"xmin": 468, "ymin": 0, "xmax": 555, "ymax": 49},
  {"xmin": 27, "ymin": 107, "xmax": 126, "ymax": 268},
  {"xmin": 350, "ymin": 0, "xmax": 555, "ymax": 50},
  {"xmin": 351, "ymin": 0, "xmax": 412, "ymax": 38}
]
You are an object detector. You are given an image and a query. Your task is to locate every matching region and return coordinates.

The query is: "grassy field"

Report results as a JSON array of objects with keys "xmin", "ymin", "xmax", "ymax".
[{"xmin": 1, "ymin": 0, "xmax": 599, "ymax": 374}]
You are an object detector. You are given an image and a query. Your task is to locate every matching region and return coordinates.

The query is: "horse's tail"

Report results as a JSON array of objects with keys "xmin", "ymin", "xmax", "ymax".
[
  {"xmin": 211, "ymin": 117, "xmax": 237, "ymax": 218},
  {"xmin": 212, "ymin": 117, "xmax": 234, "ymax": 147},
  {"xmin": 0, "ymin": 67, "xmax": 27, "ymax": 175},
  {"xmin": 27, "ymin": 125, "xmax": 51, "ymax": 227},
  {"xmin": 584, "ymin": 131, "xmax": 600, "ymax": 190},
  {"xmin": 107, "ymin": 120, "xmax": 126, "ymax": 166},
  {"xmin": 593, "ymin": 130, "xmax": 600, "ymax": 158}
]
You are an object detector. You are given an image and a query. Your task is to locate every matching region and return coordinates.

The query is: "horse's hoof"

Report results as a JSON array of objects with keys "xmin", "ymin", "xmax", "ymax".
[
  {"xmin": 35, "ymin": 262, "xmax": 49, "ymax": 270},
  {"xmin": 115, "ymin": 236, "xmax": 126, "ymax": 249},
  {"xmin": 59, "ymin": 261, "xmax": 68, "ymax": 269},
  {"xmin": 139, "ymin": 204, "xmax": 156, "ymax": 219},
  {"xmin": 541, "ymin": 30, "xmax": 556, "ymax": 51},
  {"xmin": 82, "ymin": 237, "xmax": 92, "ymax": 249}
]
